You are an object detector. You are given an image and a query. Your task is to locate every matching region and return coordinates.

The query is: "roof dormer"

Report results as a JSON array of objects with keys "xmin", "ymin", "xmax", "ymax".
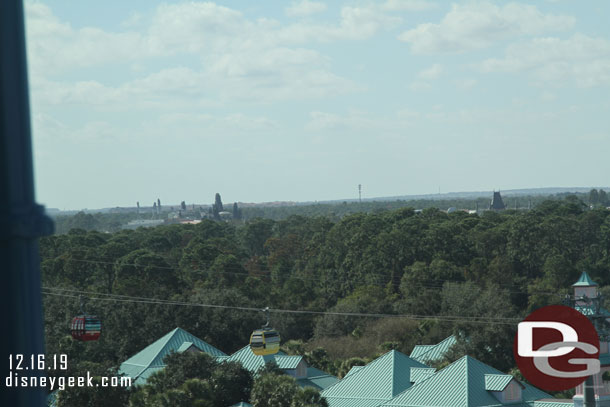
[{"xmin": 485, "ymin": 374, "xmax": 524, "ymax": 403}]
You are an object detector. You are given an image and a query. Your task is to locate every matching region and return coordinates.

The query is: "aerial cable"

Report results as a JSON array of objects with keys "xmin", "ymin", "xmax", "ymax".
[
  {"xmin": 41, "ymin": 286, "xmax": 521, "ymax": 325},
  {"xmin": 51, "ymin": 257, "xmax": 563, "ymax": 296}
]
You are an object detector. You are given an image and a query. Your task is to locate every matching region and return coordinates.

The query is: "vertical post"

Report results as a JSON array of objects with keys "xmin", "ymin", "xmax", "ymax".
[
  {"xmin": 358, "ymin": 184, "xmax": 362, "ymax": 203},
  {"xmin": 0, "ymin": 1, "xmax": 54, "ymax": 406},
  {"xmin": 583, "ymin": 376, "xmax": 595, "ymax": 407}
]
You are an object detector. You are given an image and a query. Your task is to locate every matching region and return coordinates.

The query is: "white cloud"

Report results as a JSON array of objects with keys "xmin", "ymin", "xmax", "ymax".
[
  {"xmin": 25, "ymin": 3, "xmax": 147, "ymax": 75},
  {"xmin": 409, "ymin": 63, "xmax": 443, "ymax": 90},
  {"xmin": 455, "ymin": 78, "xmax": 477, "ymax": 89},
  {"xmin": 398, "ymin": 1, "xmax": 574, "ymax": 54},
  {"xmin": 481, "ymin": 34, "xmax": 610, "ymax": 87},
  {"xmin": 26, "ymin": 2, "xmax": 367, "ymax": 106},
  {"xmin": 285, "ymin": 1, "xmax": 327, "ymax": 17},
  {"xmin": 418, "ymin": 63, "xmax": 443, "ymax": 79},
  {"xmin": 381, "ymin": 0, "xmax": 436, "ymax": 11},
  {"xmin": 278, "ymin": 6, "xmax": 402, "ymax": 43}
]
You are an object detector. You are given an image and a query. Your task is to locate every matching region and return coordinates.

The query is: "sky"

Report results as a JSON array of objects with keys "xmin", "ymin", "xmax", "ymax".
[{"xmin": 24, "ymin": 0, "xmax": 610, "ymax": 210}]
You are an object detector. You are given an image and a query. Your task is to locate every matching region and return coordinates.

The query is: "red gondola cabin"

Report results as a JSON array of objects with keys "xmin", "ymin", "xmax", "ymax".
[{"xmin": 70, "ymin": 316, "xmax": 101, "ymax": 341}]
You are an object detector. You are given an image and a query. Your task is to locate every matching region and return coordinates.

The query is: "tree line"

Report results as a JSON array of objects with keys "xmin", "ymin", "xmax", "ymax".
[{"xmin": 40, "ymin": 195, "xmax": 610, "ymax": 405}]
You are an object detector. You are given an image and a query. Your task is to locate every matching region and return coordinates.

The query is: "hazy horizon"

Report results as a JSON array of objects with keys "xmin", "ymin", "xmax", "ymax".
[{"xmin": 25, "ymin": 1, "xmax": 610, "ymax": 210}]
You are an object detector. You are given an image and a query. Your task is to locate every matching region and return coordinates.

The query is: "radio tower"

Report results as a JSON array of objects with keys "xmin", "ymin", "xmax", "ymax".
[{"xmin": 358, "ymin": 184, "xmax": 362, "ymax": 203}]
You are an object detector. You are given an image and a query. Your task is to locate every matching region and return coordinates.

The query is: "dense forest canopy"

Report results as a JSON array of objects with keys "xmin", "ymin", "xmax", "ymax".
[{"xmin": 41, "ymin": 195, "xmax": 610, "ymax": 405}]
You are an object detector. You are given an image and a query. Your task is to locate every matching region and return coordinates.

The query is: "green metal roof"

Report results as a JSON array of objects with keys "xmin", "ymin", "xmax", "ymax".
[
  {"xmin": 322, "ymin": 350, "xmax": 428, "ymax": 407},
  {"xmin": 225, "ymin": 347, "xmax": 337, "ymax": 390},
  {"xmin": 345, "ymin": 366, "xmax": 364, "ymax": 377},
  {"xmin": 408, "ymin": 345, "xmax": 434, "ymax": 361},
  {"xmin": 410, "ymin": 336, "xmax": 457, "ymax": 364},
  {"xmin": 573, "ymin": 271, "xmax": 598, "ymax": 286},
  {"xmin": 484, "ymin": 374, "xmax": 516, "ymax": 391},
  {"xmin": 382, "ymin": 356, "xmax": 551, "ymax": 407},
  {"xmin": 533, "ymin": 400, "xmax": 574, "ymax": 407},
  {"xmin": 410, "ymin": 368, "xmax": 436, "ymax": 384},
  {"xmin": 176, "ymin": 341, "xmax": 194, "ymax": 353},
  {"xmin": 318, "ymin": 398, "xmax": 387, "ymax": 407},
  {"xmin": 296, "ymin": 367, "xmax": 339, "ymax": 391},
  {"xmin": 118, "ymin": 327, "xmax": 226, "ymax": 385},
  {"xmin": 225, "ymin": 346, "xmax": 304, "ymax": 372}
]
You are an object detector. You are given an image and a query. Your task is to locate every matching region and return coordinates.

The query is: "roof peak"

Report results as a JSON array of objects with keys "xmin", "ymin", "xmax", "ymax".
[{"xmin": 573, "ymin": 271, "xmax": 598, "ymax": 287}]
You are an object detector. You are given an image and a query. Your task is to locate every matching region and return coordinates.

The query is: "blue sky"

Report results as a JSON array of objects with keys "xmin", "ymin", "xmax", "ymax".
[{"xmin": 25, "ymin": 0, "xmax": 610, "ymax": 210}]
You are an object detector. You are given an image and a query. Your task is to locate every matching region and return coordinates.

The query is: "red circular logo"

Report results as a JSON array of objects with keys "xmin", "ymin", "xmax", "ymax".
[{"xmin": 514, "ymin": 305, "xmax": 600, "ymax": 391}]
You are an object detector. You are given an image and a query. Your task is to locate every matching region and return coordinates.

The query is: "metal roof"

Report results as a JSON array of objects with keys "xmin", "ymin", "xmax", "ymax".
[
  {"xmin": 296, "ymin": 367, "xmax": 340, "ymax": 391},
  {"xmin": 382, "ymin": 356, "xmax": 551, "ymax": 407},
  {"xmin": 533, "ymin": 400, "xmax": 574, "ymax": 407},
  {"xmin": 345, "ymin": 366, "xmax": 365, "ymax": 377},
  {"xmin": 176, "ymin": 341, "xmax": 194, "ymax": 353},
  {"xmin": 408, "ymin": 345, "xmax": 434, "ymax": 361},
  {"xmin": 573, "ymin": 271, "xmax": 598, "ymax": 286},
  {"xmin": 230, "ymin": 403, "xmax": 253, "ymax": 407},
  {"xmin": 410, "ymin": 368, "xmax": 436, "ymax": 384},
  {"xmin": 410, "ymin": 336, "xmax": 457, "ymax": 364},
  {"xmin": 118, "ymin": 327, "xmax": 226, "ymax": 385},
  {"xmin": 317, "ymin": 398, "xmax": 387, "ymax": 407},
  {"xmin": 225, "ymin": 346, "xmax": 304, "ymax": 372},
  {"xmin": 322, "ymin": 350, "xmax": 427, "ymax": 407},
  {"xmin": 484, "ymin": 374, "xmax": 515, "ymax": 391},
  {"xmin": 225, "ymin": 348, "xmax": 337, "ymax": 390}
]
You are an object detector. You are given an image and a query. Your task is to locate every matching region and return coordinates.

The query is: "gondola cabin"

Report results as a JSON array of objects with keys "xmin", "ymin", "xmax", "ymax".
[
  {"xmin": 250, "ymin": 328, "xmax": 280, "ymax": 356},
  {"xmin": 70, "ymin": 315, "xmax": 102, "ymax": 341}
]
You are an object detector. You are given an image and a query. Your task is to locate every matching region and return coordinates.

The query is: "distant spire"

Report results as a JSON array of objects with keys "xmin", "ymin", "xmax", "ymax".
[{"xmin": 489, "ymin": 191, "xmax": 506, "ymax": 211}]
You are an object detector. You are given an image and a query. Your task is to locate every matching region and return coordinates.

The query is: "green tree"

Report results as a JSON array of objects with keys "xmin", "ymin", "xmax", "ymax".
[
  {"xmin": 590, "ymin": 189, "xmax": 600, "ymax": 205},
  {"xmin": 250, "ymin": 373, "xmax": 301, "ymax": 407}
]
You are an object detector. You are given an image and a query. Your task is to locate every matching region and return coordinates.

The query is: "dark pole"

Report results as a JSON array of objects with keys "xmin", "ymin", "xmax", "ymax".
[
  {"xmin": 583, "ymin": 375, "xmax": 595, "ymax": 407},
  {"xmin": 1, "ymin": 1, "xmax": 54, "ymax": 406}
]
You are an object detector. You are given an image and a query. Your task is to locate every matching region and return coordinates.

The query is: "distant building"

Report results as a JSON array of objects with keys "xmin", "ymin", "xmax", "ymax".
[
  {"xmin": 570, "ymin": 272, "xmax": 610, "ymax": 407},
  {"xmin": 122, "ymin": 219, "xmax": 165, "ymax": 230},
  {"xmin": 490, "ymin": 191, "xmax": 506, "ymax": 211}
]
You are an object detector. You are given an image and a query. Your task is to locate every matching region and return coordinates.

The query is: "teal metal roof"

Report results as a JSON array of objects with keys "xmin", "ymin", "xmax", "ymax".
[
  {"xmin": 408, "ymin": 345, "xmax": 433, "ymax": 361},
  {"xmin": 382, "ymin": 356, "xmax": 551, "ymax": 407},
  {"xmin": 230, "ymin": 403, "xmax": 253, "ymax": 407},
  {"xmin": 277, "ymin": 355, "xmax": 304, "ymax": 369},
  {"xmin": 533, "ymin": 400, "xmax": 574, "ymax": 407},
  {"xmin": 296, "ymin": 367, "xmax": 339, "ymax": 391},
  {"xmin": 322, "ymin": 350, "xmax": 428, "ymax": 407},
  {"xmin": 345, "ymin": 366, "xmax": 364, "ymax": 377},
  {"xmin": 484, "ymin": 374, "xmax": 516, "ymax": 391},
  {"xmin": 410, "ymin": 336, "xmax": 457, "ymax": 364},
  {"xmin": 573, "ymin": 271, "xmax": 598, "ymax": 286},
  {"xmin": 177, "ymin": 341, "xmax": 194, "ymax": 353},
  {"xmin": 318, "ymin": 398, "xmax": 386, "ymax": 407},
  {"xmin": 118, "ymin": 327, "xmax": 226, "ymax": 385},
  {"xmin": 225, "ymin": 347, "xmax": 337, "ymax": 390},
  {"xmin": 225, "ymin": 346, "xmax": 304, "ymax": 372},
  {"xmin": 410, "ymin": 367, "xmax": 436, "ymax": 384}
]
